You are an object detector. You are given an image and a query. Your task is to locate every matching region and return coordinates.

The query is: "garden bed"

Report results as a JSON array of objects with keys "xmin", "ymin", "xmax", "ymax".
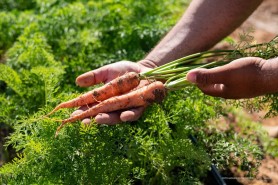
[{"xmin": 0, "ymin": 0, "xmax": 277, "ymax": 184}]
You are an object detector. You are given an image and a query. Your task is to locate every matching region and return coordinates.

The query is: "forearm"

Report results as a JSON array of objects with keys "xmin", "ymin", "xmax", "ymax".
[{"xmin": 140, "ymin": 0, "xmax": 263, "ymax": 67}]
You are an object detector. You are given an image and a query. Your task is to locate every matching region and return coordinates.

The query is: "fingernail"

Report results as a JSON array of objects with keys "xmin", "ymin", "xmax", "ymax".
[
  {"xmin": 186, "ymin": 72, "xmax": 197, "ymax": 83},
  {"xmin": 81, "ymin": 118, "xmax": 91, "ymax": 125}
]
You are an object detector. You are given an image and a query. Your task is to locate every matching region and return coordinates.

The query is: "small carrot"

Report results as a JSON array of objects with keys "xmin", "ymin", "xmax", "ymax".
[
  {"xmin": 55, "ymin": 81, "xmax": 166, "ymax": 136},
  {"xmin": 47, "ymin": 72, "xmax": 140, "ymax": 116}
]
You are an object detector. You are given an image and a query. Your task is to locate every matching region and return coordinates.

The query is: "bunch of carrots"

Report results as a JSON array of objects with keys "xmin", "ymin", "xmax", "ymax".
[{"xmin": 46, "ymin": 37, "xmax": 278, "ymax": 136}]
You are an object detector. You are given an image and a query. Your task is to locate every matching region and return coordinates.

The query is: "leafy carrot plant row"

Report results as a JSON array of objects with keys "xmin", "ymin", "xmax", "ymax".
[{"xmin": 0, "ymin": 0, "xmax": 277, "ymax": 184}]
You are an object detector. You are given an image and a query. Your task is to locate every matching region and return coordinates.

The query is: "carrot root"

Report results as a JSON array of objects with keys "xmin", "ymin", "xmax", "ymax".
[
  {"xmin": 47, "ymin": 72, "xmax": 140, "ymax": 117},
  {"xmin": 55, "ymin": 81, "xmax": 166, "ymax": 135}
]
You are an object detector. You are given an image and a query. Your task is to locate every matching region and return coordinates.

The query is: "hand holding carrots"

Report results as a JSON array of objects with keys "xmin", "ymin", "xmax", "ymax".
[
  {"xmin": 72, "ymin": 60, "xmax": 154, "ymax": 125},
  {"xmin": 45, "ymin": 60, "xmax": 167, "ymax": 136}
]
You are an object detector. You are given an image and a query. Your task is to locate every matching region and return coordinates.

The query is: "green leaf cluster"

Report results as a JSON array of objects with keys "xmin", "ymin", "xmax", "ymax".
[
  {"xmin": 0, "ymin": 0, "xmax": 274, "ymax": 184},
  {"xmin": 0, "ymin": 90, "xmax": 213, "ymax": 184}
]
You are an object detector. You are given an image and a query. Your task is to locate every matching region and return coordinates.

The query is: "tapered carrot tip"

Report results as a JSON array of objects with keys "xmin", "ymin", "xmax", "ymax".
[
  {"xmin": 54, "ymin": 122, "xmax": 65, "ymax": 138},
  {"xmin": 55, "ymin": 117, "xmax": 71, "ymax": 138},
  {"xmin": 54, "ymin": 130, "xmax": 59, "ymax": 138},
  {"xmin": 45, "ymin": 105, "xmax": 62, "ymax": 117}
]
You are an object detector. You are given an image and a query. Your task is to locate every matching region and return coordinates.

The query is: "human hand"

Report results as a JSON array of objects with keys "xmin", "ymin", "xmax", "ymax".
[
  {"xmin": 72, "ymin": 60, "xmax": 154, "ymax": 125},
  {"xmin": 186, "ymin": 57, "xmax": 278, "ymax": 99}
]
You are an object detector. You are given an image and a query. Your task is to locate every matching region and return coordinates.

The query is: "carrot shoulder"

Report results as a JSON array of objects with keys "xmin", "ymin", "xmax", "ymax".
[
  {"xmin": 47, "ymin": 72, "xmax": 140, "ymax": 116},
  {"xmin": 55, "ymin": 81, "xmax": 166, "ymax": 136}
]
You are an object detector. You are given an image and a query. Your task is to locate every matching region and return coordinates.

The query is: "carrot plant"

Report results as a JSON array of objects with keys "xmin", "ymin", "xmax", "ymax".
[{"xmin": 0, "ymin": 0, "xmax": 277, "ymax": 184}]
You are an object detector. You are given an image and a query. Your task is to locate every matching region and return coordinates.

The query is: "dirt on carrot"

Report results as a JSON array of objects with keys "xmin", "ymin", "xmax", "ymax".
[
  {"xmin": 55, "ymin": 81, "xmax": 166, "ymax": 136},
  {"xmin": 47, "ymin": 72, "xmax": 140, "ymax": 116}
]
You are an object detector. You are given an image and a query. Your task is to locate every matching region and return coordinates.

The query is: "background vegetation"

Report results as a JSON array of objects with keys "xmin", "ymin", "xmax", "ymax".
[{"xmin": 0, "ymin": 0, "xmax": 277, "ymax": 184}]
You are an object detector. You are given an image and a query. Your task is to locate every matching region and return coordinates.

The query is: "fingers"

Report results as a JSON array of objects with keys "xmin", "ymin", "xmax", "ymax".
[
  {"xmin": 71, "ymin": 103, "xmax": 96, "ymax": 125},
  {"xmin": 186, "ymin": 67, "xmax": 229, "ymax": 85},
  {"xmin": 70, "ymin": 106, "xmax": 120, "ymax": 125},
  {"xmin": 196, "ymin": 83, "xmax": 228, "ymax": 98},
  {"xmin": 95, "ymin": 106, "xmax": 145, "ymax": 124},
  {"xmin": 75, "ymin": 61, "xmax": 143, "ymax": 87},
  {"xmin": 75, "ymin": 66, "xmax": 109, "ymax": 87},
  {"xmin": 71, "ymin": 109, "xmax": 92, "ymax": 125},
  {"xmin": 95, "ymin": 112, "xmax": 122, "ymax": 125},
  {"xmin": 186, "ymin": 67, "xmax": 229, "ymax": 97},
  {"xmin": 120, "ymin": 106, "xmax": 146, "ymax": 122},
  {"xmin": 186, "ymin": 58, "xmax": 267, "ymax": 98},
  {"xmin": 71, "ymin": 106, "xmax": 145, "ymax": 125},
  {"xmin": 186, "ymin": 57, "xmax": 264, "ymax": 86}
]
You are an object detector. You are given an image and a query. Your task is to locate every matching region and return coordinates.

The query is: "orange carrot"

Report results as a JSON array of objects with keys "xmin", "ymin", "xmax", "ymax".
[
  {"xmin": 55, "ymin": 81, "xmax": 166, "ymax": 136},
  {"xmin": 47, "ymin": 72, "xmax": 140, "ymax": 116}
]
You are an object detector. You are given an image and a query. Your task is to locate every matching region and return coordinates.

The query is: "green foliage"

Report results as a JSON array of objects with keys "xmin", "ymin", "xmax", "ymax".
[
  {"xmin": 0, "ymin": 0, "xmax": 36, "ymax": 11},
  {"xmin": 0, "ymin": 89, "xmax": 214, "ymax": 184},
  {"xmin": 0, "ymin": 11, "xmax": 17, "ymax": 52},
  {"xmin": 0, "ymin": 11, "xmax": 34, "ymax": 54},
  {"xmin": 7, "ymin": 32, "xmax": 57, "ymax": 70},
  {"xmin": 0, "ymin": 0, "xmax": 275, "ymax": 184},
  {"xmin": 202, "ymin": 107, "xmax": 278, "ymax": 176},
  {"xmin": 0, "ymin": 29, "xmax": 64, "ymax": 124},
  {"xmin": 0, "ymin": 64, "xmax": 22, "ymax": 95}
]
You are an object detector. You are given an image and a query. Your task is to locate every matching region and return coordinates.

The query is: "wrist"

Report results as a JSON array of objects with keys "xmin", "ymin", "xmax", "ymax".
[{"xmin": 137, "ymin": 59, "xmax": 158, "ymax": 69}]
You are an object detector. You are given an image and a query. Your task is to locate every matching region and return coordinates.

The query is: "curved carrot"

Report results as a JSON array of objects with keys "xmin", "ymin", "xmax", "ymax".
[
  {"xmin": 55, "ymin": 81, "xmax": 166, "ymax": 136},
  {"xmin": 47, "ymin": 72, "xmax": 140, "ymax": 116}
]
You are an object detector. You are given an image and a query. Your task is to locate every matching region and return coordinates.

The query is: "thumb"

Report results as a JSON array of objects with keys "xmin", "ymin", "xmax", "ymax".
[
  {"xmin": 186, "ymin": 67, "xmax": 230, "ymax": 97},
  {"xmin": 76, "ymin": 66, "xmax": 110, "ymax": 87},
  {"xmin": 186, "ymin": 67, "xmax": 227, "ymax": 85}
]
